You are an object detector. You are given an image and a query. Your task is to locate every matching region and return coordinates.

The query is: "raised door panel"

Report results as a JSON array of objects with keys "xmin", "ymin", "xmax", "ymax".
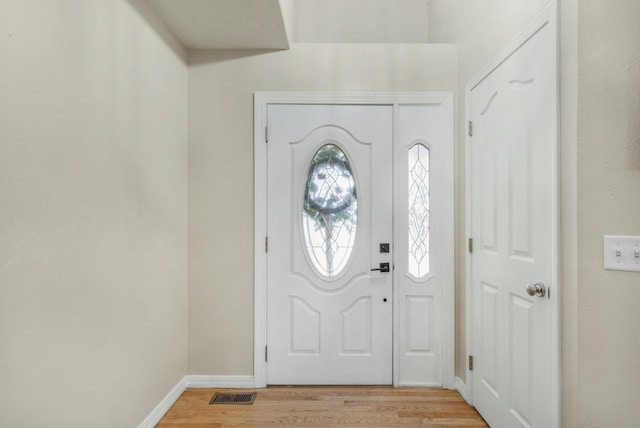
[
  {"xmin": 341, "ymin": 297, "xmax": 372, "ymax": 355},
  {"xmin": 509, "ymin": 294, "xmax": 534, "ymax": 427},
  {"xmin": 507, "ymin": 82, "xmax": 535, "ymax": 261},
  {"xmin": 480, "ymin": 282, "xmax": 500, "ymax": 399},
  {"xmin": 481, "ymin": 147, "xmax": 499, "ymax": 253},
  {"xmin": 405, "ymin": 296, "xmax": 432, "ymax": 354},
  {"xmin": 290, "ymin": 296, "xmax": 321, "ymax": 355}
]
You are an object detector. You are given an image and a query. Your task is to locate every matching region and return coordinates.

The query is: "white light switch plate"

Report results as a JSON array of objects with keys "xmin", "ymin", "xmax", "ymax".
[{"xmin": 604, "ymin": 235, "xmax": 640, "ymax": 272}]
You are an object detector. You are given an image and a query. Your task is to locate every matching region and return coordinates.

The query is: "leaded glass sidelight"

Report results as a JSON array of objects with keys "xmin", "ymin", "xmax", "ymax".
[
  {"xmin": 303, "ymin": 144, "xmax": 357, "ymax": 277},
  {"xmin": 408, "ymin": 143, "xmax": 430, "ymax": 277}
]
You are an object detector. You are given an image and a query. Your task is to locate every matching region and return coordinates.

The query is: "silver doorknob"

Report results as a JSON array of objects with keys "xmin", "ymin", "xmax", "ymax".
[{"xmin": 525, "ymin": 282, "xmax": 546, "ymax": 298}]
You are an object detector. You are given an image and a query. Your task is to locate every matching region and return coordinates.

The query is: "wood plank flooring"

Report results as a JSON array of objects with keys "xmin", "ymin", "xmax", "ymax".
[{"xmin": 157, "ymin": 386, "xmax": 488, "ymax": 427}]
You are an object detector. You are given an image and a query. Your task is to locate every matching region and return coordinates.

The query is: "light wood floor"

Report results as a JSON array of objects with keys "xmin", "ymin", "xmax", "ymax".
[{"xmin": 157, "ymin": 386, "xmax": 489, "ymax": 427}]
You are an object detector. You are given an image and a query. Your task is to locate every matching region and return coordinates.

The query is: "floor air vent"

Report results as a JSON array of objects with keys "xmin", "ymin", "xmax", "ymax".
[{"xmin": 209, "ymin": 392, "xmax": 257, "ymax": 405}]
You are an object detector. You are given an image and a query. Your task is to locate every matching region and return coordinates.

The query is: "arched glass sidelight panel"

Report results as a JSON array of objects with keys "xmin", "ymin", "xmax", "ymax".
[
  {"xmin": 303, "ymin": 144, "xmax": 357, "ymax": 277},
  {"xmin": 408, "ymin": 143, "xmax": 430, "ymax": 278}
]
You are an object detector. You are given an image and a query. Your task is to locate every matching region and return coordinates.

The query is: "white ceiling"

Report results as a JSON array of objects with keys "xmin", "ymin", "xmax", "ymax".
[
  {"xmin": 149, "ymin": 0, "xmax": 290, "ymax": 49},
  {"xmin": 149, "ymin": 0, "xmax": 430, "ymax": 50}
]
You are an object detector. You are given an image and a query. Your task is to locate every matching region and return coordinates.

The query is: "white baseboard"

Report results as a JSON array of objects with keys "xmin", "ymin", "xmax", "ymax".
[
  {"xmin": 187, "ymin": 375, "xmax": 256, "ymax": 388},
  {"xmin": 397, "ymin": 381, "xmax": 444, "ymax": 388},
  {"xmin": 138, "ymin": 375, "xmax": 256, "ymax": 428},
  {"xmin": 454, "ymin": 376, "xmax": 471, "ymax": 404},
  {"xmin": 138, "ymin": 376, "xmax": 187, "ymax": 428}
]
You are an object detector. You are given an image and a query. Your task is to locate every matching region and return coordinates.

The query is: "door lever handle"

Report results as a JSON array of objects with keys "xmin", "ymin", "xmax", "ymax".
[{"xmin": 371, "ymin": 263, "xmax": 390, "ymax": 273}]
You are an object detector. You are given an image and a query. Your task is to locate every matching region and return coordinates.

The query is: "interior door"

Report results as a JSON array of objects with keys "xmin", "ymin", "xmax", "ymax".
[
  {"xmin": 469, "ymin": 8, "xmax": 558, "ymax": 428},
  {"xmin": 266, "ymin": 104, "xmax": 393, "ymax": 384}
]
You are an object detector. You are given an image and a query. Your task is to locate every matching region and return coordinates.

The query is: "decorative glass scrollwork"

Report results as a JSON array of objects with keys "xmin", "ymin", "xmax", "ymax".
[
  {"xmin": 303, "ymin": 144, "xmax": 357, "ymax": 277},
  {"xmin": 408, "ymin": 143, "xmax": 430, "ymax": 278}
]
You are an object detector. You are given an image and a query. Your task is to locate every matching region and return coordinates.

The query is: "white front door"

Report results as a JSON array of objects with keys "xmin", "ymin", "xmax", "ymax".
[
  {"xmin": 266, "ymin": 104, "xmax": 393, "ymax": 384},
  {"xmin": 469, "ymin": 6, "xmax": 558, "ymax": 428}
]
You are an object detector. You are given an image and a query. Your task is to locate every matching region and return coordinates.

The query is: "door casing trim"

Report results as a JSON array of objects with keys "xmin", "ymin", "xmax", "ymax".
[
  {"xmin": 464, "ymin": 2, "xmax": 560, "ymax": 425},
  {"xmin": 254, "ymin": 92, "xmax": 454, "ymax": 388}
]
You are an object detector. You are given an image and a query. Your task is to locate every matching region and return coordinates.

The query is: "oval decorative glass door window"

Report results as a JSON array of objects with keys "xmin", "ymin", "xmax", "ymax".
[
  {"xmin": 303, "ymin": 144, "xmax": 357, "ymax": 277},
  {"xmin": 408, "ymin": 143, "xmax": 430, "ymax": 278}
]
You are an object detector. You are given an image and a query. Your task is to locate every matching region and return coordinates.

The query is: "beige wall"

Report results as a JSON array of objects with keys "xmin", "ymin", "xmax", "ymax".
[
  {"xmin": 577, "ymin": 1, "xmax": 640, "ymax": 426},
  {"xmin": 188, "ymin": 43, "xmax": 458, "ymax": 375},
  {"xmin": 0, "ymin": 1, "xmax": 188, "ymax": 427},
  {"xmin": 560, "ymin": 0, "xmax": 579, "ymax": 426},
  {"xmin": 294, "ymin": 0, "xmax": 429, "ymax": 43},
  {"xmin": 428, "ymin": 0, "xmax": 553, "ymax": 386}
]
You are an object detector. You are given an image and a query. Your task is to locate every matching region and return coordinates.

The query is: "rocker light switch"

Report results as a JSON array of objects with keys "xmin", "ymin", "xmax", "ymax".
[{"xmin": 604, "ymin": 235, "xmax": 640, "ymax": 272}]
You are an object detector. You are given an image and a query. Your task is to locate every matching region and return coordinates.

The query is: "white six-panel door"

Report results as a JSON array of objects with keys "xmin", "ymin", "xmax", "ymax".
[{"xmin": 468, "ymin": 5, "xmax": 558, "ymax": 428}]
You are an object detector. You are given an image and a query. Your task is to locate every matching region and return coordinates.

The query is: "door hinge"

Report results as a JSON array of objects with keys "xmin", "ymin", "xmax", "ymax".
[
  {"xmin": 265, "ymin": 345, "xmax": 268, "ymax": 362},
  {"xmin": 265, "ymin": 236, "xmax": 268, "ymax": 253},
  {"xmin": 468, "ymin": 238, "xmax": 473, "ymax": 253},
  {"xmin": 469, "ymin": 355, "xmax": 474, "ymax": 371},
  {"xmin": 265, "ymin": 126, "xmax": 268, "ymax": 143},
  {"xmin": 468, "ymin": 120, "xmax": 473, "ymax": 137}
]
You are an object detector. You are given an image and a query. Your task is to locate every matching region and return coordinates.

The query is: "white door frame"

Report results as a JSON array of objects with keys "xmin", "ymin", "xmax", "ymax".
[
  {"xmin": 464, "ymin": 2, "xmax": 560, "ymax": 424},
  {"xmin": 254, "ymin": 92, "xmax": 454, "ymax": 388}
]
